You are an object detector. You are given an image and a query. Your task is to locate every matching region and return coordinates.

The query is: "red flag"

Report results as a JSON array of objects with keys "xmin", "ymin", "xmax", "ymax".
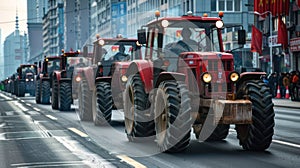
[
  {"xmin": 298, "ymin": 0, "xmax": 300, "ymax": 8},
  {"xmin": 277, "ymin": 16, "xmax": 288, "ymax": 49},
  {"xmin": 278, "ymin": 0, "xmax": 290, "ymax": 16},
  {"xmin": 270, "ymin": 0, "xmax": 277, "ymax": 16},
  {"xmin": 251, "ymin": 26, "xmax": 263, "ymax": 55},
  {"xmin": 265, "ymin": 0, "xmax": 270, "ymax": 13},
  {"xmin": 254, "ymin": 0, "xmax": 267, "ymax": 17}
]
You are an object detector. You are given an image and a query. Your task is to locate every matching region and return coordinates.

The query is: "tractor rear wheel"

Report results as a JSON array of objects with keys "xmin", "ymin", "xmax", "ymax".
[
  {"xmin": 154, "ymin": 81, "xmax": 192, "ymax": 153},
  {"xmin": 124, "ymin": 74, "xmax": 154, "ymax": 142},
  {"xmin": 236, "ymin": 80, "xmax": 274, "ymax": 151},
  {"xmin": 206, "ymin": 124, "xmax": 229, "ymax": 141},
  {"xmin": 35, "ymin": 80, "xmax": 41, "ymax": 103},
  {"xmin": 41, "ymin": 80, "xmax": 50, "ymax": 104},
  {"xmin": 51, "ymin": 80, "xmax": 59, "ymax": 110},
  {"xmin": 59, "ymin": 82, "xmax": 72, "ymax": 111},
  {"xmin": 94, "ymin": 82, "xmax": 113, "ymax": 125},
  {"xmin": 78, "ymin": 80, "xmax": 92, "ymax": 121}
]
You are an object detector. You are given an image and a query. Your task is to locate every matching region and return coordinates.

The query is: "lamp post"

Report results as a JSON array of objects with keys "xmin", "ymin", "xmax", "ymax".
[{"xmin": 254, "ymin": 11, "xmax": 273, "ymax": 73}]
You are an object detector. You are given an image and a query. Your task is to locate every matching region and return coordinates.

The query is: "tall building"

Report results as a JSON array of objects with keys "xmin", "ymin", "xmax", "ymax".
[
  {"xmin": 3, "ymin": 15, "xmax": 25, "ymax": 78},
  {"xmin": 42, "ymin": 0, "xmax": 64, "ymax": 56},
  {"xmin": 64, "ymin": 0, "xmax": 90, "ymax": 51},
  {"xmin": 27, "ymin": 0, "xmax": 47, "ymax": 63}
]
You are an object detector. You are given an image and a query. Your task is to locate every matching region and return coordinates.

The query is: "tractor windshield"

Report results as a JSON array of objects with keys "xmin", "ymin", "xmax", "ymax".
[
  {"xmin": 66, "ymin": 57, "xmax": 91, "ymax": 67},
  {"xmin": 101, "ymin": 44, "xmax": 134, "ymax": 61},
  {"xmin": 163, "ymin": 27, "xmax": 220, "ymax": 52}
]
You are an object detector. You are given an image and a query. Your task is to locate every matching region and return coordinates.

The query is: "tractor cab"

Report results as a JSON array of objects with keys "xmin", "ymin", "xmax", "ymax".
[{"xmin": 93, "ymin": 38, "xmax": 141, "ymax": 77}]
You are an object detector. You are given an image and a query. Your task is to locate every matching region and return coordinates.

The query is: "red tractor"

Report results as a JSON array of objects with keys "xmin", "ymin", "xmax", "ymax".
[
  {"xmin": 35, "ymin": 56, "xmax": 61, "ymax": 104},
  {"xmin": 13, "ymin": 64, "xmax": 37, "ymax": 97},
  {"xmin": 122, "ymin": 11, "xmax": 275, "ymax": 152},
  {"xmin": 77, "ymin": 37, "xmax": 142, "ymax": 125},
  {"xmin": 51, "ymin": 50, "xmax": 91, "ymax": 111}
]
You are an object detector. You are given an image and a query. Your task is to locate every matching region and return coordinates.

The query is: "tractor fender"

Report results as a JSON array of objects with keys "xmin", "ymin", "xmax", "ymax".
[
  {"xmin": 95, "ymin": 76, "xmax": 112, "ymax": 83},
  {"xmin": 126, "ymin": 60, "xmax": 153, "ymax": 93},
  {"xmin": 237, "ymin": 72, "xmax": 266, "ymax": 87},
  {"xmin": 53, "ymin": 71, "xmax": 62, "ymax": 81},
  {"xmin": 82, "ymin": 66, "xmax": 96, "ymax": 91},
  {"xmin": 154, "ymin": 72, "xmax": 186, "ymax": 88}
]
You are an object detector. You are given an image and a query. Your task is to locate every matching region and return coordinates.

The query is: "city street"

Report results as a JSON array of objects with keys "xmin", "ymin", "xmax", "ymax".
[{"xmin": 0, "ymin": 91, "xmax": 299, "ymax": 168}]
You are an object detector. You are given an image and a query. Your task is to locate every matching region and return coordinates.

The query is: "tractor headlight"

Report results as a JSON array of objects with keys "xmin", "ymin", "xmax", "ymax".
[
  {"xmin": 121, "ymin": 75, "xmax": 128, "ymax": 83},
  {"xmin": 202, "ymin": 72, "xmax": 212, "ymax": 83},
  {"xmin": 216, "ymin": 20, "xmax": 224, "ymax": 28},
  {"xmin": 229, "ymin": 72, "xmax": 239, "ymax": 82},
  {"xmin": 75, "ymin": 76, "xmax": 82, "ymax": 82},
  {"xmin": 26, "ymin": 79, "xmax": 29, "ymax": 82}
]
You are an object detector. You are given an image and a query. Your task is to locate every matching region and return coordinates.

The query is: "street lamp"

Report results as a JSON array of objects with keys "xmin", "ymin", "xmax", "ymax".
[{"xmin": 254, "ymin": 11, "xmax": 273, "ymax": 73}]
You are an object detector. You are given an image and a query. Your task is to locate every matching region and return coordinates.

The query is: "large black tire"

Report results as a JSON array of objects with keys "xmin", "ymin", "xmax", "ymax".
[
  {"xmin": 236, "ymin": 80, "xmax": 274, "ymax": 151},
  {"xmin": 123, "ymin": 74, "xmax": 155, "ymax": 142},
  {"xmin": 78, "ymin": 80, "xmax": 92, "ymax": 121},
  {"xmin": 205, "ymin": 124, "xmax": 229, "ymax": 141},
  {"xmin": 35, "ymin": 80, "xmax": 41, "ymax": 103},
  {"xmin": 51, "ymin": 80, "xmax": 59, "ymax": 110},
  {"xmin": 94, "ymin": 82, "xmax": 113, "ymax": 125},
  {"xmin": 16, "ymin": 81, "xmax": 25, "ymax": 97},
  {"xmin": 154, "ymin": 81, "xmax": 192, "ymax": 153},
  {"xmin": 41, "ymin": 80, "xmax": 51, "ymax": 104},
  {"xmin": 59, "ymin": 82, "xmax": 72, "ymax": 111}
]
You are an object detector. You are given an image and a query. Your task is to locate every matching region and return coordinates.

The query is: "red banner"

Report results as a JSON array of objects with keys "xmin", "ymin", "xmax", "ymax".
[
  {"xmin": 251, "ymin": 26, "xmax": 263, "ymax": 55},
  {"xmin": 277, "ymin": 16, "xmax": 288, "ymax": 49},
  {"xmin": 278, "ymin": 0, "xmax": 290, "ymax": 16},
  {"xmin": 270, "ymin": 0, "xmax": 277, "ymax": 16}
]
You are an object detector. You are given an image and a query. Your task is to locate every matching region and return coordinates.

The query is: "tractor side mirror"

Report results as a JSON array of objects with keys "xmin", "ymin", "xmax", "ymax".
[
  {"xmin": 238, "ymin": 29, "xmax": 246, "ymax": 45},
  {"xmin": 137, "ymin": 29, "xmax": 146, "ymax": 44}
]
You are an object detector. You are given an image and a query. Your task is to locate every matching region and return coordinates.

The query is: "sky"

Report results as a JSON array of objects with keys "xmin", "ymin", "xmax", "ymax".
[{"xmin": 0, "ymin": 0, "xmax": 27, "ymax": 43}]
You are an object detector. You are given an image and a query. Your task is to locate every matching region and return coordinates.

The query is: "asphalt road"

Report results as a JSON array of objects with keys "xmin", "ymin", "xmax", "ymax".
[{"xmin": 0, "ymin": 91, "xmax": 299, "ymax": 168}]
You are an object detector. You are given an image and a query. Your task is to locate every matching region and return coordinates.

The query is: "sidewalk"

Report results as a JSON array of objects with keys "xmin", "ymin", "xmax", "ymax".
[{"xmin": 272, "ymin": 98, "xmax": 300, "ymax": 109}]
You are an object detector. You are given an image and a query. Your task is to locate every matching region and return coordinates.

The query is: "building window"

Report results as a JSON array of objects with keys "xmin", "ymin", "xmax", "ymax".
[{"xmin": 211, "ymin": 0, "xmax": 240, "ymax": 12}]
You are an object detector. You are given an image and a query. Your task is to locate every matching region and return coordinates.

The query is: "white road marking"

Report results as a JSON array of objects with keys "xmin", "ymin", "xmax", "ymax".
[
  {"xmin": 0, "ymin": 93, "xmax": 12, "ymax": 100},
  {"xmin": 68, "ymin": 127, "xmax": 89, "ymax": 138},
  {"xmin": 116, "ymin": 155, "xmax": 147, "ymax": 168},
  {"xmin": 20, "ymin": 100, "xmax": 25, "ymax": 103},
  {"xmin": 272, "ymin": 139, "xmax": 300, "ymax": 149},
  {"xmin": 229, "ymin": 129, "xmax": 300, "ymax": 149},
  {"xmin": 33, "ymin": 107, "xmax": 41, "ymax": 111},
  {"xmin": 46, "ymin": 115, "xmax": 57, "ymax": 121},
  {"xmin": 13, "ymin": 102, "xmax": 28, "ymax": 111},
  {"xmin": 26, "ymin": 103, "xmax": 32, "ymax": 106}
]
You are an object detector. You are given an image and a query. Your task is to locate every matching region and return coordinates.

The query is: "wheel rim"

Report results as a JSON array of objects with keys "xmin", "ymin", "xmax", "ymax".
[
  {"xmin": 155, "ymin": 88, "xmax": 168, "ymax": 145},
  {"xmin": 125, "ymin": 85, "xmax": 134, "ymax": 134}
]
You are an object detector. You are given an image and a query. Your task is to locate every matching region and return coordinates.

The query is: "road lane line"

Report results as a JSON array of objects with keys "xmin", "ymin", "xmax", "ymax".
[
  {"xmin": 116, "ymin": 155, "xmax": 147, "ymax": 168},
  {"xmin": 68, "ymin": 127, "xmax": 89, "ymax": 138},
  {"xmin": 13, "ymin": 102, "xmax": 28, "ymax": 111},
  {"xmin": 46, "ymin": 115, "xmax": 58, "ymax": 121},
  {"xmin": 0, "ymin": 93, "xmax": 12, "ymax": 100},
  {"xmin": 272, "ymin": 140, "xmax": 300, "ymax": 149},
  {"xmin": 33, "ymin": 107, "xmax": 41, "ymax": 111},
  {"xmin": 20, "ymin": 100, "xmax": 25, "ymax": 103},
  {"xmin": 26, "ymin": 103, "xmax": 32, "ymax": 106}
]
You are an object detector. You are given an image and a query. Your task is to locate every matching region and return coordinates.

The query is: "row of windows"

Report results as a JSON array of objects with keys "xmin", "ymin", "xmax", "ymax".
[{"xmin": 211, "ymin": 0, "xmax": 241, "ymax": 12}]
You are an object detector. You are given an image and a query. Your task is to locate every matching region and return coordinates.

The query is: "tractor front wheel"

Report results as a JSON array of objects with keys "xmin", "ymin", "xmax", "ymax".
[
  {"xmin": 59, "ymin": 82, "xmax": 72, "ymax": 111},
  {"xmin": 94, "ymin": 82, "xmax": 113, "ymax": 126},
  {"xmin": 78, "ymin": 80, "xmax": 92, "ymax": 121},
  {"xmin": 154, "ymin": 81, "xmax": 192, "ymax": 153},
  {"xmin": 123, "ymin": 74, "xmax": 154, "ymax": 142},
  {"xmin": 236, "ymin": 80, "xmax": 274, "ymax": 151},
  {"xmin": 51, "ymin": 80, "xmax": 59, "ymax": 110}
]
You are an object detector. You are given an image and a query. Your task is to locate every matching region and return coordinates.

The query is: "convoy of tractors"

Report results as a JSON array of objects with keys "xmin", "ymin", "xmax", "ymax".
[{"xmin": 0, "ymin": 11, "xmax": 275, "ymax": 153}]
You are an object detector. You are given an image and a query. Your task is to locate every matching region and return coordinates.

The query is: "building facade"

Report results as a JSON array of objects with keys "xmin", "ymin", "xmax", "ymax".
[
  {"xmin": 42, "ymin": 0, "xmax": 64, "ymax": 56},
  {"xmin": 27, "ymin": 0, "xmax": 47, "ymax": 63},
  {"xmin": 64, "ymin": 0, "xmax": 90, "ymax": 52},
  {"xmin": 3, "ymin": 16, "xmax": 26, "ymax": 78}
]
